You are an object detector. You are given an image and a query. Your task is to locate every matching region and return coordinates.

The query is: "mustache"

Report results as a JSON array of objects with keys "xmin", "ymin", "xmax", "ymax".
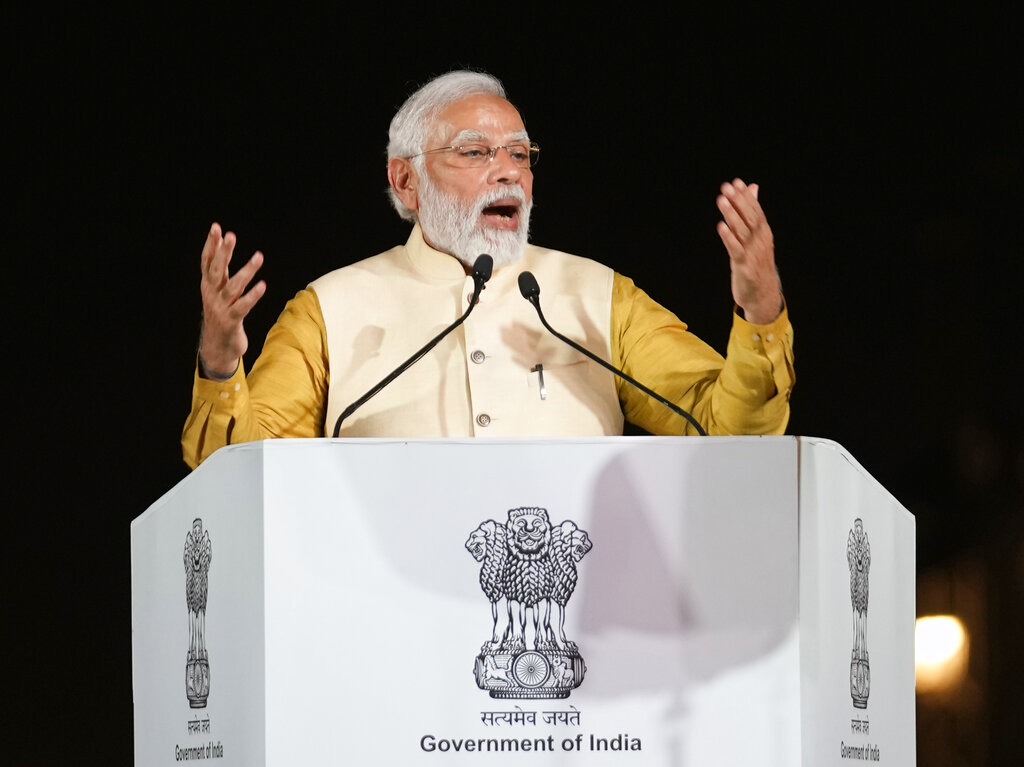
[{"xmin": 474, "ymin": 186, "xmax": 529, "ymax": 213}]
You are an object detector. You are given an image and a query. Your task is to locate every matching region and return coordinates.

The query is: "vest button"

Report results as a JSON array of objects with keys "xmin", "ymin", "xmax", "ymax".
[
  {"xmin": 476, "ymin": 413, "xmax": 491, "ymax": 427},
  {"xmin": 471, "ymin": 349, "xmax": 486, "ymax": 364}
]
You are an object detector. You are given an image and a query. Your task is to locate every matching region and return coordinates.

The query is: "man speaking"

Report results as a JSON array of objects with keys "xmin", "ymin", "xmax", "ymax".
[{"xmin": 182, "ymin": 71, "xmax": 794, "ymax": 468}]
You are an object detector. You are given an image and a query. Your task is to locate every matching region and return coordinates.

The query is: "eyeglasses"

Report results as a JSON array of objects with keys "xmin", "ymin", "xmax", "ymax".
[{"xmin": 409, "ymin": 142, "xmax": 540, "ymax": 169}]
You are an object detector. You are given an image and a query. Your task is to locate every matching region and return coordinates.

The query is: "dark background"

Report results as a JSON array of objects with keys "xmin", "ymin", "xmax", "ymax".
[{"xmin": 10, "ymin": 9, "xmax": 1022, "ymax": 764}]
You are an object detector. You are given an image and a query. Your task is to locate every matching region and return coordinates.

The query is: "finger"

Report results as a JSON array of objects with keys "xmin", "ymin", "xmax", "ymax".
[
  {"xmin": 229, "ymin": 279, "xmax": 266, "ymax": 320},
  {"xmin": 223, "ymin": 251, "xmax": 264, "ymax": 302},
  {"xmin": 717, "ymin": 194, "xmax": 751, "ymax": 242},
  {"xmin": 207, "ymin": 231, "xmax": 237, "ymax": 287},
  {"xmin": 716, "ymin": 220, "xmax": 745, "ymax": 261},
  {"xmin": 721, "ymin": 179, "xmax": 764, "ymax": 231},
  {"xmin": 723, "ymin": 178, "xmax": 764, "ymax": 220},
  {"xmin": 200, "ymin": 222, "xmax": 222, "ymax": 276}
]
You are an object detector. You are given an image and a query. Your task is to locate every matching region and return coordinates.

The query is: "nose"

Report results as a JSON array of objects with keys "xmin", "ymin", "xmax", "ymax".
[{"xmin": 486, "ymin": 146, "xmax": 523, "ymax": 184}]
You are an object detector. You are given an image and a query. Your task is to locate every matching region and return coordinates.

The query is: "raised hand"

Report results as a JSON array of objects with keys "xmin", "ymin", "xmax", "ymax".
[
  {"xmin": 198, "ymin": 223, "xmax": 266, "ymax": 377},
  {"xmin": 716, "ymin": 178, "xmax": 782, "ymax": 325}
]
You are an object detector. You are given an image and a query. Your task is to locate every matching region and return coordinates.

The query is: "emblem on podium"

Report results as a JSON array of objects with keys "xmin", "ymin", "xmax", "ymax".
[
  {"xmin": 184, "ymin": 518, "xmax": 212, "ymax": 708},
  {"xmin": 847, "ymin": 518, "xmax": 871, "ymax": 708},
  {"xmin": 465, "ymin": 507, "xmax": 592, "ymax": 699}
]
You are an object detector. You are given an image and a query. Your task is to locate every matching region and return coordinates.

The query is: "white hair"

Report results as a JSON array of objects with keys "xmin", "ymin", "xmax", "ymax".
[{"xmin": 386, "ymin": 70, "xmax": 508, "ymax": 221}]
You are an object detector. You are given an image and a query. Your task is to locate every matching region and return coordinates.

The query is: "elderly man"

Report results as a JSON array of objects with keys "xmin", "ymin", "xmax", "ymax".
[{"xmin": 183, "ymin": 71, "xmax": 793, "ymax": 469}]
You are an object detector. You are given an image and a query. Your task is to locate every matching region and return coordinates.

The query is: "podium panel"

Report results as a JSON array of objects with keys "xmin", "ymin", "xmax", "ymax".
[{"xmin": 132, "ymin": 436, "xmax": 915, "ymax": 765}]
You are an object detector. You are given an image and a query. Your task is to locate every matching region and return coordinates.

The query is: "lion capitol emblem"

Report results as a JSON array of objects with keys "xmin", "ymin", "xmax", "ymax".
[
  {"xmin": 465, "ymin": 507, "xmax": 593, "ymax": 699},
  {"xmin": 184, "ymin": 518, "xmax": 212, "ymax": 708},
  {"xmin": 847, "ymin": 518, "xmax": 871, "ymax": 709}
]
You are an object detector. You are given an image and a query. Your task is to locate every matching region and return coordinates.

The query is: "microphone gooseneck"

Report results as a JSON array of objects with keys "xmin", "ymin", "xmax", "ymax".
[
  {"xmin": 517, "ymin": 270, "xmax": 707, "ymax": 436},
  {"xmin": 331, "ymin": 254, "xmax": 494, "ymax": 438}
]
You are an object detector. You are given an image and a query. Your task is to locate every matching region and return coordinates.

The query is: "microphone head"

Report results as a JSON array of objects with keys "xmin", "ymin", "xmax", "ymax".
[
  {"xmin": 518, "ymin": 271, "xmax": 540, "ymax": 300},
  {"xmin": 472, "ymin": 254, "xmax": 493, "ymax": 284}
]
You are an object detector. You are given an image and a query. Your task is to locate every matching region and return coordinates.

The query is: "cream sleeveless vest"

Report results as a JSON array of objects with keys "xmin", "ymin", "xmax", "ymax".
[{"xmin": 311, "ymin": 226, "xmax": 623, "ymax": 438}]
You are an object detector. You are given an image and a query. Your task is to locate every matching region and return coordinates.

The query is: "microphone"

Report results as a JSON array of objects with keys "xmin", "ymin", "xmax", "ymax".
[
  {"xmin": 517, "ymin": 271, "xmax": 707, "ymax": 436},
  {"xmin": 331, "ymin": 254, "xmax": 494, "ymax": 437}
]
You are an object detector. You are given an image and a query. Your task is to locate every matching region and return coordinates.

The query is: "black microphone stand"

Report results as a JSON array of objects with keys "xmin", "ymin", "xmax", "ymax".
[{"xmin": 517, "ymin": 271, "xmax": 707, "ymax": 436}]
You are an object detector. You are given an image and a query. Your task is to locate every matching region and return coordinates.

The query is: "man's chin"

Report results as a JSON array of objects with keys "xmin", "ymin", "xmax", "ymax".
[{"xmin": 470, "ymin": 228, "xmax": 528, "ymax": 268}]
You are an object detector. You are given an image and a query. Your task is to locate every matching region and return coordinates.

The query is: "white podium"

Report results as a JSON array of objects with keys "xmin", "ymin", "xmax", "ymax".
[{"xmin": 132, "ymin": 436, "xmax": 915, "ymax": 765}]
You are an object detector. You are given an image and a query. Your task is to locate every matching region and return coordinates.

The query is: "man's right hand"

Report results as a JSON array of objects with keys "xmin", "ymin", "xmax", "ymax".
[{"xmin": 198, "ymin": 223, "xmax": 266, "ymax": 378}]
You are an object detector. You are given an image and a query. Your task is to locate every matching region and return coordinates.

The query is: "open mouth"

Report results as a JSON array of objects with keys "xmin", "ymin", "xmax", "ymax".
[
  {"xmin": 480, "ymin": 198, "xmax": 522, "ymax": 229},
  {"xmin": 484, "ymin": 204, "xmax": 518, "ymax": 219}
]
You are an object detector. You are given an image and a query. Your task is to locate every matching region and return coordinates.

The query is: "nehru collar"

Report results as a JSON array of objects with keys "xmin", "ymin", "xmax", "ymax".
[{"xmin": 404, "ymin": 224, "xmax": 470, "ymax": 282}]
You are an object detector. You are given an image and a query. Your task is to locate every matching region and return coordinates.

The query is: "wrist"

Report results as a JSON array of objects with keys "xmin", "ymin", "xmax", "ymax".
[
  {"xmin": 739, "ymin": 297, "xmax": 784, "ymax": 325},
  {"xmin": 197, "ymin": 351, "xmax": 239, "ymax": 381}
]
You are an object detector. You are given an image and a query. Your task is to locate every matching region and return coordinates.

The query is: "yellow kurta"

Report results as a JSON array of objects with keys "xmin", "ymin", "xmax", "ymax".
[{"xmin": 182, "ymin": 226, "xmax": 794, "ymax": 468}]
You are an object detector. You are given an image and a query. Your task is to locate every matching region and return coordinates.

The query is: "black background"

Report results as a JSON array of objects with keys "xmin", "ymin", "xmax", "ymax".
[{"xmin": 9, "ymin": 9, "xmax": 1022, "ymax": 762}]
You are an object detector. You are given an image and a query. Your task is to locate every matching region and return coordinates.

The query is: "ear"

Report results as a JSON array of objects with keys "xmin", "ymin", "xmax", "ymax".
[{"xmin": 388, "ymin": 157, "xmax": 420, "ymax": 213}]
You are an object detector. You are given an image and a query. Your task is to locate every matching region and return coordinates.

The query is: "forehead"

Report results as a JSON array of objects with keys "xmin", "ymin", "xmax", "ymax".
[{"xmin": 432, "ymin": 93, "xmax": 527, "ymax": 142}]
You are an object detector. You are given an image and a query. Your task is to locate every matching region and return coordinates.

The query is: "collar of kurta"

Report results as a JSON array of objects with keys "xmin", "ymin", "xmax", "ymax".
[{"xmin": 403, "ymin": 224, "xmax": 471, "ymax": 281}]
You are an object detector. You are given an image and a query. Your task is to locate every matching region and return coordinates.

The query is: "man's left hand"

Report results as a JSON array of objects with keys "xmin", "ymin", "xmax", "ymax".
[{"xmin": 716, "ymin": 178, "xmax": 782, "ymax": 325}]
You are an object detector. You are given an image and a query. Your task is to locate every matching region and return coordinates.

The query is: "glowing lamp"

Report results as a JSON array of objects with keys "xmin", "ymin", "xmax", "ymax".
[{"xmin": 915, "ymin": 615, "xmax": 968, "ymax": 692}]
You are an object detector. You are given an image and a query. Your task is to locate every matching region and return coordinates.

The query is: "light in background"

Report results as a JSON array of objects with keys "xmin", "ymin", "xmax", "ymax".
[{"xmin": 915, "ymin": 614, "xmax": 969, "ymax": 693}]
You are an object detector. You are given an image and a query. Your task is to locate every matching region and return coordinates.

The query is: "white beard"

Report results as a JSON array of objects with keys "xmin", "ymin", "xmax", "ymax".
[{"xmin": 416, "ymin": 176, "xmax": 532, "ymax": 268}]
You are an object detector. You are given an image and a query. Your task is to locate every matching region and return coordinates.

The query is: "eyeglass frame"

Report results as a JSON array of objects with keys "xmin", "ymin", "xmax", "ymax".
[{"xmin": 406, "ymin": 141, "xmax": 541, "ymax": 169}]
